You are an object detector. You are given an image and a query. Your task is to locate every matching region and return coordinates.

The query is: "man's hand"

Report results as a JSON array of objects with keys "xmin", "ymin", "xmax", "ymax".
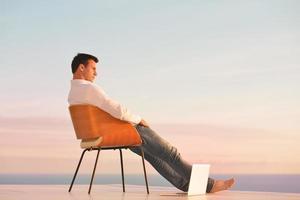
[{"xmin": 139, "ymin": 119, "xmax": 150, "ymax": 128}]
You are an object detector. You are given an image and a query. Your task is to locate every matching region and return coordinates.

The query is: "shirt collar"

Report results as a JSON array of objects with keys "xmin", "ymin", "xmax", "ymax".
[{"xmin": 71, "ymin": 79, "xmax": 92, "ymax": 85}]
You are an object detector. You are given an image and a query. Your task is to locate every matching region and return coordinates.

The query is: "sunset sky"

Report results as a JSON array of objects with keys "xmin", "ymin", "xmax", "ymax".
[{"xmin": 1, "ymin": 1, "xmax": 299, "ymax": 175}]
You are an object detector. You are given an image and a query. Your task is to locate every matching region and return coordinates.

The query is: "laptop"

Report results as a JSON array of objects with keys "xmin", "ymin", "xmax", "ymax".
[{"xmin": 160, "ymin": 164, "xmax": 210, "ymax": 196}]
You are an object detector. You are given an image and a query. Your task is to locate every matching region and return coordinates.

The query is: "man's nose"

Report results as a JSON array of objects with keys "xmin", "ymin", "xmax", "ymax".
[{"xmin": 94, "ymin": 72, "xmax": 97, "ymax": 76}]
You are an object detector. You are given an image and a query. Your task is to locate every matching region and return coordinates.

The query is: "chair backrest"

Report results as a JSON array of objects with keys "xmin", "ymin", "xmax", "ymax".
[{"xmin": 69, "ymin": 104, "xmax": 142, "ymax": 146}]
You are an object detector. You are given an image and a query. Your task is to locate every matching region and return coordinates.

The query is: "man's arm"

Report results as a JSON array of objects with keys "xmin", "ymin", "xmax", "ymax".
[{"xmin": 89, "ymin": 84, "xmax": 144, "ymax": 125}]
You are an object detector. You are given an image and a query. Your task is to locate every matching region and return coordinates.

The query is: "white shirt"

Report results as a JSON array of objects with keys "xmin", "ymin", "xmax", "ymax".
[{"xmin": 68, "ymin": 79, "xmax": 142, "ymax": 124}]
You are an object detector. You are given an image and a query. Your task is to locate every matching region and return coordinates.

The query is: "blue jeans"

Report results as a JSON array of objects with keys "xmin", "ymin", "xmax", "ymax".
[{"xmin": 130, "ymin": 125, "xmax": 214, "ymax": 193}]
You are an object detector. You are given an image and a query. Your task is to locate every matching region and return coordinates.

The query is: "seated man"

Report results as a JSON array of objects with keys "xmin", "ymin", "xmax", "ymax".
[{"xmin": 67, "ymin": 53, "xmax": 235, "ymax": 193}]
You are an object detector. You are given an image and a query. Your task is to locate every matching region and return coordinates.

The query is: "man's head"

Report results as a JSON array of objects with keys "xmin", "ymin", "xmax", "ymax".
[{"xmin": 71, "ymin": 53, "xmax": 99, "ymax": 82}]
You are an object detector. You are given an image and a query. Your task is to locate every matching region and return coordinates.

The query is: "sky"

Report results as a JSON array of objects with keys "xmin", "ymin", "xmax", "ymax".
[{"xmin": 0, "ymin": 0, "xmax": 300, "ymax": 175}]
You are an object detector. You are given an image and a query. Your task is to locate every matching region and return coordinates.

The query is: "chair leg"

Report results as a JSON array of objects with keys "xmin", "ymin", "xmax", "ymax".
[
  {"xmin": 140, "ymin": 147, "xmax": 149, "ymax": 194},
  {"xmin": 119, "ymin": 149, "xmax": 125, "ymax": 192},
  {"xmin": 88, "ymin": 149, "xmax": 100, "ymax": 194},
  {"xmin": 69, "ymin": 149, "xmax": 88, "ymax": 192}
]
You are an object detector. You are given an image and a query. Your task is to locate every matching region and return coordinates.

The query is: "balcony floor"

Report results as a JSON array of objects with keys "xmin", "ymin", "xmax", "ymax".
[{"xmin": 1, "ymin": 184, "xmax": 300, "ymax": 200}]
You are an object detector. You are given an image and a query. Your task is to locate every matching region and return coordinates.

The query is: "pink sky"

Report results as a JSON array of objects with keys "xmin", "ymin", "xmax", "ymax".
[{"xmin": 1, "ymin": 117, "xmax": 299, "ymax": 175}]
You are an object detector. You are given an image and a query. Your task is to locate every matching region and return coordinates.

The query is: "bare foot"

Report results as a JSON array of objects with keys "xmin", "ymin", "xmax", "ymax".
[{"xmin": 210, "ymin": 178, "xmax": 235, "ymax": 193}]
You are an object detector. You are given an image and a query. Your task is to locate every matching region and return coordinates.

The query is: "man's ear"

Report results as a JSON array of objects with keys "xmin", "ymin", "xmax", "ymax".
[{"xmin": 78, "ymin": 64, "xmax": 84, "ymax": 72}]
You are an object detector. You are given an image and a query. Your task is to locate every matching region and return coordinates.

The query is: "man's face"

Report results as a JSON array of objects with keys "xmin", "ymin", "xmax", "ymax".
[{"xmin": 82, "ymin": 59, "xmax": 97, "ymax": 82}]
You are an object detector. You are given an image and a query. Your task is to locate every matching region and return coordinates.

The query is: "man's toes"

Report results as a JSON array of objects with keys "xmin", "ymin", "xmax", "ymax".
[
  {"xmin": 210, "ymin": 178, "xmax": 235, "ymax": 193},
  {"xmin": 225, "ymin": 178, "xmax": 235, "ymax": 189}
]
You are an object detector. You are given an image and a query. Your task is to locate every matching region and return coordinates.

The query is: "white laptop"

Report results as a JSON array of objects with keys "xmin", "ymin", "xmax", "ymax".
[
  {"xmin": 188, "ymin": 164, "xmax": 210, "ymax": 195},
  {"xmin": 160, "ymin": 164, "xmax": 210, "ymax": 196}
]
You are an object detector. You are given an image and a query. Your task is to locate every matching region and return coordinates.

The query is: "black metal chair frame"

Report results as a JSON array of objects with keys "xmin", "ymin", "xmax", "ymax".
[{"xmin": 68, "ymin": 145, "xmax": 149, "ymax": 194}]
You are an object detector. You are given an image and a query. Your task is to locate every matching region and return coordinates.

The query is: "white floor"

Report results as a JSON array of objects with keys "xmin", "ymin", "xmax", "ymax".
[{"xmin": 0, "ymin": 185, "xmax": 300, "ymax": 200}]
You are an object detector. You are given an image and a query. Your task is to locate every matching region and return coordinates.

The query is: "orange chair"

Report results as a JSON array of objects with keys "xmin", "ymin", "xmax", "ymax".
[{"xmin": 68, "ymin": 104, "xmax": 149, "ymax": 194}]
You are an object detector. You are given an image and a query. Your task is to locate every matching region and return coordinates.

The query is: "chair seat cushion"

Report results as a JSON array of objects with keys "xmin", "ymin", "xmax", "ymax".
[
  {"xmin": 80, "ymin": 130, "xmax": 142, "ymax": 149},
  {"xmin": 80, "ymin": 137, "xmax": 103, "ymax": 149}
]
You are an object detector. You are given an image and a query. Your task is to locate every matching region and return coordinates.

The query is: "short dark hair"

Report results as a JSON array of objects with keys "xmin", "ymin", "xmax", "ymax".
[{"xmin": 71, "ymin": 53, "xmax": 99, "ymax": 74}]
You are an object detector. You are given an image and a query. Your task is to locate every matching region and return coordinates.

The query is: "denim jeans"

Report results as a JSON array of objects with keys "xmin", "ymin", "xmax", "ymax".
[{"xmin": 130, "ymin": 124, "xmax": 214, "ymax": 193}]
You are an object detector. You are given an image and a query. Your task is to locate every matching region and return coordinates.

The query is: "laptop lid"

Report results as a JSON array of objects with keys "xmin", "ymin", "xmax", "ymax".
[{"xmin": 188, "ymin": 164, "xmax": 210, "ymax": 196}]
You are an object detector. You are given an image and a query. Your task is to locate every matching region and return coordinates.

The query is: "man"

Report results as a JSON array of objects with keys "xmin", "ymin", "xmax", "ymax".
[{"xmin": 68, "ymin": 53, "xmax": 235, "ymax": 193}]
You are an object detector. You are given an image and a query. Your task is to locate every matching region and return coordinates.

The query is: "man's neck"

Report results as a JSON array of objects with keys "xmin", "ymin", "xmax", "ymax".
[{"xmin": 73, "ymin": 74, "xmax": 85, "ymax": 80}]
